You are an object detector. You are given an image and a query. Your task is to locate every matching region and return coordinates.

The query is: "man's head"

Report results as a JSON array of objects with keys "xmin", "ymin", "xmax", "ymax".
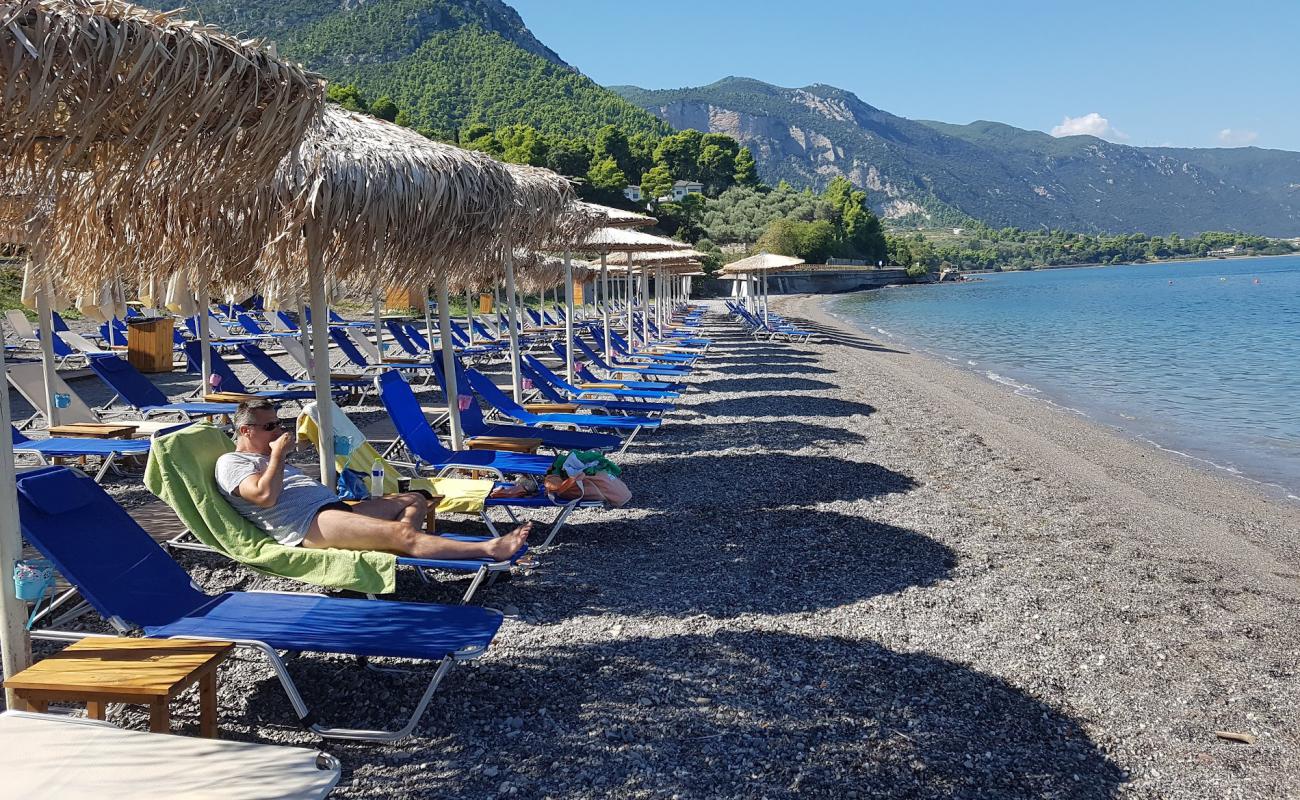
[{"xmin": 233, "ymin": 398, "xmax": 283, "ymax": 452}]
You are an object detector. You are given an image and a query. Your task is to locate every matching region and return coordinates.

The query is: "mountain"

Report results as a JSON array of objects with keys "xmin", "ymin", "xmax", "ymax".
[
  {"xmin": 183, "ymin": 0, "xmax": 666, "ymax": 140},
  {"xmin": 614, "ymin": 78, "xmax": 1300, "ymax": 235}
]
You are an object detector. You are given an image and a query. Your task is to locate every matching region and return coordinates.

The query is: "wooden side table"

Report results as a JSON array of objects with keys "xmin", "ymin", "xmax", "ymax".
[
  {"xmin": 465, "ymin": 436, "xmax": 543, "ymax": 454},
  {"xmin": 3, "ymin": 637, "xmax": 234, "ymax": 738},
  {"xmin": 48, "ymin": 423, "xmax": 138, "ymax": 439},
  {"xmin": 204, "ymin": 391, "xmax": 262, "ymax": 403},
  {"xmin": 523, "ymin": 402, "xmax": 579, "ymax": 414}
]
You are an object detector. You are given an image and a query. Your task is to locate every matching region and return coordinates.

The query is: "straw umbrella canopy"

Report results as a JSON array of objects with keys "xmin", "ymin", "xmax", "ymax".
[
  {"xmin": 570, "ymin": 201, "xmax": 656, "ymax": 229},
  {"xmin": 570, "ymin": 227, "xmax": 690, "ymax": 359},
  {"xmin": 0, "ymin": 0, "xmax": 326, "ymax": 702},
  {"xmin": 720, "ymin": 253, "xmax": 804, "ymax": 321}
]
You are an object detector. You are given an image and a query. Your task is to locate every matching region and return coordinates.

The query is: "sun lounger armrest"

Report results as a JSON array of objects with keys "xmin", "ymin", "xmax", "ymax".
[
  {"xmin": 464, "ymin": 436, "xmax": 544, "ymax": 454},
  {"xmin": 523, "ymin": 403, "xmax": 580, "ymax": 414}
]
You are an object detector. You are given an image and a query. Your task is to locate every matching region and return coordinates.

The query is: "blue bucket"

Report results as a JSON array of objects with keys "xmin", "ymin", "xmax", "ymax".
[{"xmin": 14, "ymin": 558, "xmax": 54, "ymax": 603}]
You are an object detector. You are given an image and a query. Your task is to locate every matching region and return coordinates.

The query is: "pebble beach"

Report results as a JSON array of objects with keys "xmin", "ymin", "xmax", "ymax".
[{"xmin": 11, "ymin": 299, "xmax": 1300, "ymax": 798}]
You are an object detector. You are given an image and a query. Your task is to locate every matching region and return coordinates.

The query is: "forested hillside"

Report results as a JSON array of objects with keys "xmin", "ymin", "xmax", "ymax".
[
  {"xmin": 617, "ymin": 78, "xmax": 1300, "ymax": 236},
  {"xmin": 184, "ymin": 0, "xmax": 667, "ymax": 141}
]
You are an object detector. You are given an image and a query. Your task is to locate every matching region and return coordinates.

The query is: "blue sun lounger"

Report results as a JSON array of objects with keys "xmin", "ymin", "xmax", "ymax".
[
  {"xmin": 377, "ymin": 370, "xmax": 555, "ymax": 477},
  {"xmin": 606, "ymin": 329, "xmax": 699, "ymax": 365},
  {"xmin": 16, "ymin": 465, "xmax": 504, "ymax": 742},
  {"xmin": 522, "ymin": 354, "xmax": 679, "ymax": 400},
  {"xmin": 11, "ymin": 425, "xmax": 158, "ymax": 482},
  {"xmin": 462, "ymin": 367, "xmax": 660, "ymax": 447},
  {"xmin": 552, "ymin": 342, "xmax": 685, "ymax": 391},
  {"xmin": 431, "ymin": 354, "xmax": 622, "ymax": 453},
  {"xmin": 236, "ymin": 343, "xmax": 372, "ymax": 400},
  {"xmin": 570, "ymin": 336, "xmax": 690, "ymax": 379},
  {"xmin": 520, "ymin": 357, "xmax": 675, "ymax": 414},
  {"xmin": 88, "ymin": 355, "xmax": 238, "ymax": 420},
  {"xmin": 182, "ymin": 342, "xmax": 314, "ymax": 402}
]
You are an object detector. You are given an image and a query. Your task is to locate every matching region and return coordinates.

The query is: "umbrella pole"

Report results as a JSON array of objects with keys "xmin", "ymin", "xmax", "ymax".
[
  {"xmin": 0, "ymin": 331, "xmax": 30, "ymax": 704},
  {"xmin": 465, "ymin": 288, "xmax": 475, "ymax": 345},
  {"xmin": 296, "ymin": 297, "xmax": 312, "ymax": 371},
  {"xmin": 34, "ymin": 274, "xmax": 60, "ymax": 428},
  {"xmin": 423, "ymin": 289, "xmax": 435, "ymax": 355},
  {"xmin": 372, "ymin": 291, "xmax": 384, "ymax": 360},
  {"xmin": 625, "ymin": 253, "xmax": 634, "ymax": 351},
  {"xmin": 197, "ymin": 285, "xmax": 212, "ymax": 394},
  {"xmin": 503, "ymin": 249, "xmax": 524, "ymax": 402},
  {"xmin": 306, "ymin": 229, "xmax": 336, "ymax": 491},
  {"xmin": 601, "ymin": 253, "xmax": 612, "ymax": 361},
  {"xmin": 436, "ymin": 277, "xmax": 463, "ymax": 450},
  {"xmin": 641, "ymin": 265, "xmax": 650, "ymax": 346},
  {"xmin": 763, "ymin": 270, "xmax": 769, "ymax": 326},
  {"xmin": 564, "ymin": 250, "xmax": 575, "ymax": 382}
]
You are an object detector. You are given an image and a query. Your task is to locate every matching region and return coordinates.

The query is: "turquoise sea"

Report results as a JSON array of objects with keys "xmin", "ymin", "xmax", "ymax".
[{"xmin": 827, "ymin": 255, "xmax": 1300, "ymax": 500}]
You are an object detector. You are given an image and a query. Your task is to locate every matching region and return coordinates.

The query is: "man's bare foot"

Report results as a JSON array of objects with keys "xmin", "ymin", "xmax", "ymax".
[{"xmin": 485, "ymin": 522, "xmax": 532, "ymax": 560}]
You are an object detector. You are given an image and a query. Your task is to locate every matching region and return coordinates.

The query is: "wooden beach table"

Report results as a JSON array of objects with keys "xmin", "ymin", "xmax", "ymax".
[
  {"xmin": 48, "ymin": 422, "xmax": 139, "ymax": 439},
  {"xmin": 3, "ymin": 636, "xmax": 234, "ymax": 738}
]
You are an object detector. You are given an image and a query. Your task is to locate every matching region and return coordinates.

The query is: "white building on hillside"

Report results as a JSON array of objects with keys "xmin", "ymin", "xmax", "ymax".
[
  {"xmin": 669, "ymin": 180, "xmax": 703, "ymax": 201},
  {"xmin": 623, "ymin": 185, "xmax": 642, "ymax": 202}
]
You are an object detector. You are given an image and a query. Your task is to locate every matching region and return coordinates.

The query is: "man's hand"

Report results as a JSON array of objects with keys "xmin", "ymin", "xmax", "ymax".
[{"xmin": 268, "ymin": 429, "xmax": 293, "ymax": 460}]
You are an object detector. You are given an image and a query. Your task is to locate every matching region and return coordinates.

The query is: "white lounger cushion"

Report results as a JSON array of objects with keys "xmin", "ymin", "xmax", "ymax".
[{"xmin": 0, "ymin": 711, "xmax": 339, "ymax": 799}]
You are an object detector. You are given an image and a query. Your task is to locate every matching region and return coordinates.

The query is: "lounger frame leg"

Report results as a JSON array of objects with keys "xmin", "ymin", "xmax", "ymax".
[{"xmin": 221, "ymin": 637, "xmax": 461, "ymax": 742}]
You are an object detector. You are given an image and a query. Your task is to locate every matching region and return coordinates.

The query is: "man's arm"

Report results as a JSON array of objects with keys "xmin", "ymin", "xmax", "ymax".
[{"xmin": 235, "ymin": 434, "xmax": 294, "ymax": 508}]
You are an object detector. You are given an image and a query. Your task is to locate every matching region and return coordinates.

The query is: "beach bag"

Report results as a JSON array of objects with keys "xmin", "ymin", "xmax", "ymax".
[
  {"xmin": 335, "ymin": 468, "xmax": 371, "ymax": 501},
  {"xmin": 583, "ymin": 472, "xmax": 631, "ymax": 508},
  {"xmin": 549, "ymin": 449, "xmax": 622, "ymax": 478}
]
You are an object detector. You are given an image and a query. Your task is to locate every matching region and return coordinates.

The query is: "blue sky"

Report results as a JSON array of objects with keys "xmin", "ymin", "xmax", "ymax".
[{"xmin": 509, "ymin": 0, "xmax": 1298, "ymax": 151}]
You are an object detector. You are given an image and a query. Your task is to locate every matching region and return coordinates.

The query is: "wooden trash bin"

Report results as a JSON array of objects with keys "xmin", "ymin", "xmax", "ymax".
[
  {"xmin": 385, "ymin": 287, "xmax": 424, "ymax": 316},
  {"xmin": 478, "ymin": 293, "xmax": 493, "ymax": 314},
  {"xmin": 126, "ymin": 317, "xmax": 175, "ymax": 373},
  {"xmin": 573, "ymin": 282, "xmax": 585, "ymax": 305}
]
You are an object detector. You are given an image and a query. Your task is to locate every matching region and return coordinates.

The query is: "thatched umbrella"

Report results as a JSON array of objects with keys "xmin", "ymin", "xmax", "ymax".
[
  {"xmin": 572, "ymin": 227, "xmax": 688, "ymax": 361},
  {"xmin": 720, "ymin": 253, "xmax": 804, "ymax": 323},
  {"xmin": 0, "ymin": 0, "xmax": 325, "ymax": 697}
]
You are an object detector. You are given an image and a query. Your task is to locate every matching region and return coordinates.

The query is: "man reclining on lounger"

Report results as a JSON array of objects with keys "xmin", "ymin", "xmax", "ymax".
[{"xmin": 216, "ymin": 399, "xmax": 528, "ymax": 560}]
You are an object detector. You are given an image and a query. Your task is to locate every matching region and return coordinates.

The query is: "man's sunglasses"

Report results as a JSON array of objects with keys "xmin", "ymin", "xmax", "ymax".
[{"xmin": 245, "ymin": 420, "xmax": 285, "ymax": 432}]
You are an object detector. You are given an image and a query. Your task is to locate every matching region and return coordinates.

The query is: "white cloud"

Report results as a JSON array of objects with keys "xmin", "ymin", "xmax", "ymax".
[
  {"xmin": 1050, "ymin": 112, "xmax": 1128, "ymax": 142},
  {"xmin": 1217, "ymin": 128, "xmax": 1259, "ymax": 146}
]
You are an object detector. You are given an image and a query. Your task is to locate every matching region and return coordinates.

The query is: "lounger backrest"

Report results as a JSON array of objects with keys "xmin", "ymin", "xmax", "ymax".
[
  {"xmin": 236, "ymin": 314, "xmax": 266, "ymax": 337},
  {"xmin": 384, "ymin": 321, "xmax": 420, "ymax": 356},
  {"xmin": 329, "ymin": 328, "xmax": 371, "ymax": 368},
  {"xmin": 33, "ymin": 329, "xmax": 75, "ymax": 358},
  {"xmin": 345, "ymin": 328, "xmax": 380, "ymax": 360},
  {"xmin": 523, "ymin": 354, "xmax": 580, "ymax": 395},
  {"xmin": 271, "ymin": 311, "xmax": 298, "ymax": 333},
  {"xmin": 182, "ymin": 341, "xmax": 250, "ymax": 393},
  {"xmin": 89, "ymin": 355, "xmax": 168, "ymax": 408},
  {"xmin": 462, "ymin": 368, "xmax": 529, "ymax": 418},
  {"xmin": 376, "ymin": 370, "xmax": 451, "ymax": 462},
  {"xmin": 50, "ymin": 311, "xmax": 70, "ymax": 332},
  {"xmin": 58, "ymin": 331, "xmax": 105, "ymax": 355},
  {"xmin": 402, "ymin": 323, "xmax": 431, "ymax": 352},
  {"xmin": 280, "ymin": 337, "xmax": 312, "ymax": 372},
  {"xmin": 237, "ymin": 343, "xmax": 297, "ymax": 384},
  {"xmin": 428, "ymin": 354, "xmax": 488, "ymax": 433},
  {"xmin": 4, "ymin": 309, "xmax": 36, "ymax": 339},
  {"xmin": 520, "ymin": 361, "xmax": 567, "ymax": 403},
  {"xmin": 447, "ymin": 319, "xmax": 471, "ymax": 346},
  {"xmin": 6, "ymin": 361, "xmax": 98, "ymax": 425},
  {"xmin": 15, "ymin": 466, "xmax": 209, "ymax": 628}
]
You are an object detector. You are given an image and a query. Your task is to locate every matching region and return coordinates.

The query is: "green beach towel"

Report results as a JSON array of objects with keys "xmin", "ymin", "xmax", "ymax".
[{"xmin": 143, "ymin": 424, "xmax": 396, "ymax": 594}]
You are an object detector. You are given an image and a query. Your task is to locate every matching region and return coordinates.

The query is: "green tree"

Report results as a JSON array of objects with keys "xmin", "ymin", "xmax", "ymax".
[
  {"xmin": 640, "ymin": 163, "xmax": 674, "ymax": 202},
  {"xmin": 697, "ymin": 143, "xmax": 737, "ymax": 194},
  {"xmin": 593, "ymin": 125, "xmax": 634, "ymax": 178},
  {"xmin": 498, "ymin": 124, "xmax": 547, "ymax": 166},
  {"xmin": 326, "ymin": 83, "xmax": 367, "ymax": 113},
  {"xmin": 458, "ymin": 122, "xmax": 502, "ymax": 156},
  {"xmin": 369, "ymin": 95, "xmax": 398, "ymax": 122},
  {"xmin": 586, "ymin": 156, "xmax": 628, "ymax": 201},
  {"xmin": 545, "ymin": 137, "xmax": 591, "ymax": 177},
  {"xmin": 733, "ymin": 147, "xmax": 759, "ymax": 186},
  {"xmin": 653, "ymin": 129, "xmax": 704, "ymax": 179}
]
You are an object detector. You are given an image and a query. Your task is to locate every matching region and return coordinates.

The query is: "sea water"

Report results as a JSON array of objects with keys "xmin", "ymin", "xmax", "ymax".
[{"xmin": 827, "ymin": 256, "xmax": 1300, "ymax": 500}]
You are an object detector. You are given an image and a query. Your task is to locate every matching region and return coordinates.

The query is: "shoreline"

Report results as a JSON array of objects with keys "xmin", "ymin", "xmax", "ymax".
[
  {"xmin": 785, "ymin": 292, "xmax": 1300, "ymax": 545},
  {"xmin": 816, "ymin": 289, "xmax": 1300, "ymax": 505}
]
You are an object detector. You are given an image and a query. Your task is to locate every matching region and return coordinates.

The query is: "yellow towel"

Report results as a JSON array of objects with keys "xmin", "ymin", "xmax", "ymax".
[{"xmin": 296, "ymin": 411, "xmax": 490, "ymax": 514}]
